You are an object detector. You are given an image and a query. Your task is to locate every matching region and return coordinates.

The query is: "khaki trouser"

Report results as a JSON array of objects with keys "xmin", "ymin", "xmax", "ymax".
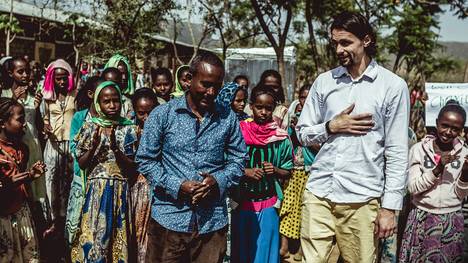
[{"xmin": 300, "ymin": 190, "xmax": 379, "ymax": 263}]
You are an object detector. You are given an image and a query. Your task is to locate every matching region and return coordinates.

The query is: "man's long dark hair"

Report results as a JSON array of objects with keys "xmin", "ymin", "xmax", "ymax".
[{"xmin": 331, "ymin": 11, "xmax": 377, "ymax": 57}]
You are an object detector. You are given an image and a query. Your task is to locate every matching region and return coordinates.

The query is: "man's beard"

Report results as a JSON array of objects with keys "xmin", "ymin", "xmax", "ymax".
[
  {"xmin": 338, "ymin": 52, "xmax": 353, "ymax": 67},
  {"xmin": 338, "ymin": 56, "xmax": 352, "ymax": 67}
]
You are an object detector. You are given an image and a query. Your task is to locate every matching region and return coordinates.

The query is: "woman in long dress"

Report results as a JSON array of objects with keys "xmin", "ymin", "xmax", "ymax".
[{"xmin": 71, "ymin": 81, "xmax": 138, "ymax": 262}]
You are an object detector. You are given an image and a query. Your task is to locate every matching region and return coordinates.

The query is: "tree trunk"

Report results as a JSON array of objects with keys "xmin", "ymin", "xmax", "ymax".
[
  {"xmin": 72, "ymin": 23, "xmax": 79, "ymax": 67},
  {"xmin": 171, "ymin": 17, "xmax": 184, "ymax": 65},
  {"xmin": 6, "ymin": 0, "xmax": 13, "ymax": 56},
  {"xmin": 464, "ymin": 62, "xmax": 468, "ymax": 82},
  {"xmin": 74, "ymin": 48, "xmax": 80, "ymax": 67},
  {"xmin": 222, "ymin": 46, "xmax": 227, "ymax": 62},
  {"xmin": 277, "ymin": 51, "xmax": 288, "ymax": 103},
  {"xmin": 305, "ymin": 0, "xmax": 319, "ymax": 74},
  {"xmin": 393, "ymin": 53, "xmax": 402, "ymax": 73},
  {"xmin": 250, "ymin": 0, "xmax": 292, "ymax": 102},
  {"xmin": 5, "ymin": 30, "xmax": 10, "ymax": 56}
]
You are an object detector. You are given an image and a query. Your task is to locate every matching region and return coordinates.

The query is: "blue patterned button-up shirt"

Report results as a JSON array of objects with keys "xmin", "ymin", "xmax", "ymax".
[{"xmin": 136, "ymin": 96, "xmax": 247, "ymax": 234}]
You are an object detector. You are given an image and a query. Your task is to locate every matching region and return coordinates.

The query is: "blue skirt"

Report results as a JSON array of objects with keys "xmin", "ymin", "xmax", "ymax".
[{"xmin": 232, "ymin": 206, "xmax": 279, "ymax": 263}]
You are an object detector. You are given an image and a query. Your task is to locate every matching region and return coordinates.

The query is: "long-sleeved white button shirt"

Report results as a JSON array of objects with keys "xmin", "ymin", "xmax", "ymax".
[{"xmin": 296, "ymin": 60, "xmax": 409, "ymax": 210}]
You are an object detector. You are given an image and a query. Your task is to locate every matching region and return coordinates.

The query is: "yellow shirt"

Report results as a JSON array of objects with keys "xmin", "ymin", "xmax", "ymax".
[{"xmin": 44, "ymin": 90, "xmax": 77, "ymax": 141}]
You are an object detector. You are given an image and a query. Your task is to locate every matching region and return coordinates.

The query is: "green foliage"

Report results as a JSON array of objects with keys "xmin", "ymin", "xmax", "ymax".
[
  {"xmin": 295, "ymin": 0, "xmax": 466, "ymax": 84},
  {"xmin": 50, "ymin": 0, "xmax": 468, "ymax": 85},
  {"xmin": 386, "ymin": 1, "xmax": 462, "ymax": 85},
  {"xmin": 429, "ymin": 57, "xmax": 464, "ymax": 82},
  {"xmin": 296, "ymin": 0, "xmax": 398, "ymax": 75},
  {"xmin": 0, "ymin": 14, "xmax": 23, "ymax": 34},
  {"xmin": 63, "ymin": 0, "xmax": 174, "ymax": 64},
  {"xmin": 201, "ymin": 0, "xmax": 262, "ymax": 57},
  {"xmin": 249, "ymin": 0, "xmax": 299, "ymax": 89}
]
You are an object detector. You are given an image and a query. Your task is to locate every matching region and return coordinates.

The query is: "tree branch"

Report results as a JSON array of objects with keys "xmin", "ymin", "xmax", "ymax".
[
  {"xmin": 130, "ymin": 0, "xmax": 148, "ymax": 29},
  {"xmin": 227, "ymin": 31, "xmax": 262, "ymax": 47},
  {"xmin": 451, "ymin": 0, "xmax": 468, "ymax": 17},
  {"xmin": 9, "ymin": 33, "xmax": 16, "ymax": 43},
  {"xmin": 200, "ymin": 1, "xmax": 227, "ymax": 57},
  {"xmin": 250, "ymin": 0, "xmax": 279, "ymax": 51},
  {"xmin": 354, "ymin": 0, "xmax": 365, "ymax": 14},
  {"xmin": 305, "ymin": 0, "xmax": 320, "ymax": 72},
  {"xmin": 191, "ymin": 23, "xmax": 212, "ymax": 64},
  {"xmin": 171, "ymin": 16, "xmax": 184, "ymax": 65},
  {"xmin": 186, "ymin": 5, "xmax": 199, "ymax": 62},
  {"xmin": 279, "ymin": 3, "xmax": 293, "ymax": 50}
]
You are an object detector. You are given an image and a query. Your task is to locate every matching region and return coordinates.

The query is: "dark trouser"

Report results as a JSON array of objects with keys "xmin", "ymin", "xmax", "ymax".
[{"xmin": 145, "ymin": 218, "xmax": 227, "ymax": 263}]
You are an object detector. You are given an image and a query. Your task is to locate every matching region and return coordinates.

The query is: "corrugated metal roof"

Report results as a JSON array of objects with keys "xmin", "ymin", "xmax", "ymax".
[
  {"xmin": 215, "ymin": 46, "xmax": 296, "ymax": 61},
  {"xmin": 1, "ymin": 0, "xmax": 82, "ymax": 24},
  {"xmin": 0, "ymin": 0, "xmax": 213, "ymax": 50}
]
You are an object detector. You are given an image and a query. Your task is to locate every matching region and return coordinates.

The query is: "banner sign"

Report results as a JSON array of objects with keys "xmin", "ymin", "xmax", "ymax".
[{"xmin": 425, "ymin": 82, "xmax": 468, "ymax": 127}]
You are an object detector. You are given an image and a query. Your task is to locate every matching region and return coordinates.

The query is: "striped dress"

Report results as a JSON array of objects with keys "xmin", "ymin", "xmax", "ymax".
[{"xmin": 232, "ymin": 139, "xmax": 293, "ymax": 263}]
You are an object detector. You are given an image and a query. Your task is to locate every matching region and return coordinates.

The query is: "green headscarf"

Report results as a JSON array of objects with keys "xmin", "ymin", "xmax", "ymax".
[
  {"xmin": 104, "ymin": 54, "xmax": 134, "ymax": 96},
  {"xmin": 91, "ymin": 81, "xmax": 133, "ymax": 128},
  {"xmin": 171, "ymin": 65, "xmax": 189, "ymax": 98}
]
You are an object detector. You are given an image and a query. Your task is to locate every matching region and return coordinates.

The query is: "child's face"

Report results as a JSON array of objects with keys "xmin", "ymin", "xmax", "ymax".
[
  {"xmin": 263, "ymin": 75, "xmax": 282, "ymax": 100},
  {"xmin": 231, "ymin": 89, "xmax": 247, "ymax": 114},
  {"xmin": 153, "ymin": 75, "xmax": 172, "ymax": 99},
  {"xmin": 10, "ymin": 60, "xmax": 30, "ymax": 86},
  {"xmin": 135, "ymin": 97, "xmax": 157, "ymax": 125},
  {"xmin": 250, "ymin": 94, "xmax": 275, "ymax": 124},
  {"xmin": 235, "ymin": 78, "xmax": 248, "ymax": 88},
  {"xmin": 103, "ymin": 71, "xmax": 122, "ymax": 85},
  {"xmin": 4, "ymin": 105, "xmax": 25, "ymax": 138},
  {"xmin": 299, "ymin": 89, "xmax": 309, "ymax": 108},
  {"xmin": 117, "ymin": 61, "xmax": 129, "ymax": 89},
  {"xmin": 31, "ymin": 63, "xmax": 41, "ymax": 79},
  {"xmin": 295, "ymin": 103, "xmax": 302, "ymax": 114},
  {"xmin": 87, "ymin": 90, "xmax": 95, "ymax": 100},
  {"xmin": 179, "ymin": 70, "xmax": 191, "ymax": 91},
  {"xmin": 436, "ymin": 111, "xmax": 464, "ymax": 145},
  {"xmin": 98, "ymin": 86, "xmax": 121, "ymax": 118},
  {"xmin": 54, "ymin": 68, "xmax": 69, "ymax": 91}
]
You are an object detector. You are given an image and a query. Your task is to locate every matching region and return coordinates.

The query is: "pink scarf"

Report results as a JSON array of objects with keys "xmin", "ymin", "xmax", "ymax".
[
  {"xmin": 42, "ymin": 59, "xmax": 74, "ymax": 101},
  {"xmin": 240, "ymin": 119, "xmax": 289, "ymax": 146}
]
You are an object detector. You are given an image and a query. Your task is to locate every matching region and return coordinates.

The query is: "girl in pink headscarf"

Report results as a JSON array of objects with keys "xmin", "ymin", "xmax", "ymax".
[
  {"xmin": 42, "ymin": 59, "xmax": 74, "ymax": 101},
  {"xmin": 232, "ymin": 84, "xmax": 293, "ymax": 263},
  {"xmin": 41, "ymin": 59, "xmax": 76, "ymax": 246}
]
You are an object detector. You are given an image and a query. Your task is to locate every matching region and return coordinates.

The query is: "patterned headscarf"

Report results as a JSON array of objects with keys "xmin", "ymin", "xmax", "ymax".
[
  {"xmin": 42, "ymin": 59, "xmax": 75, "ymax": 101},
  {"xmin": 91, "ymin": 81, "xmax": 133, "ymax": 127},
  {"xmin": 104, "ymin": 54, "xmax": 134, "ymax": 96},
  {"xmin": 216, "ymin": 82, "xmax": 249, "ymax": 120},
  {"xmin": 171, "ymin": 65, "xmax": 189, "ymax": 98}
]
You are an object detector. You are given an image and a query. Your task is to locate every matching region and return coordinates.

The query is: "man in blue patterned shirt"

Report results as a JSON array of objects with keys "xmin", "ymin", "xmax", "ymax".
[{"xmin": 136, "ymin": 51, "xmax": 247, "ymax": 262}]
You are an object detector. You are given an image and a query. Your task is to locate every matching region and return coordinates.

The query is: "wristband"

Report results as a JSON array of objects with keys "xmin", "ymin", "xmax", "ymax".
[{"xmin": 325, "ymin": 121, "xmax": 334, "ymax": 135}]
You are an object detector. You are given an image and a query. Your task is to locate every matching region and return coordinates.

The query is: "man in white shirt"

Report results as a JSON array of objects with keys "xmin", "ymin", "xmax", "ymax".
[{"xmin": 296, "ymin": 11, "xmax": 409, "ymax": 263}]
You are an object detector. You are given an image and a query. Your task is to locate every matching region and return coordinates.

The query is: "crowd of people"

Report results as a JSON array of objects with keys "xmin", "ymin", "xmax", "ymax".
[{"xmin": 0, "ymin": 10, "xmax": 468, "ymax": 263}]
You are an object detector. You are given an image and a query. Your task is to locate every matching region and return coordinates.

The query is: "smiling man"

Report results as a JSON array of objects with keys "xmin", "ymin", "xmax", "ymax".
[
  {"xmin": 296, "ymin": 12, "xmax": 410, "ymax": 262},
  {"xmin": 136, "ymin": 51, "xmax": 247, "ymax": 263}
]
